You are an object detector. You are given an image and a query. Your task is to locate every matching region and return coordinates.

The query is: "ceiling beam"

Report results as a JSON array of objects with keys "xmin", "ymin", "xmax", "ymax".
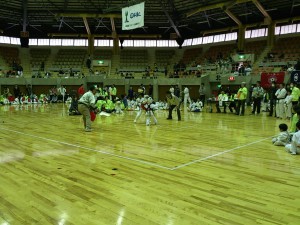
[
  {"xmin": 160, "ymin": 1, "xmax": 182, "ymax": 38},
  {"xmin": 200, "ymin": 16, "xmax": 300, "ymax": 36},
  {"xmin": 56, "ymin": 13, "xmax": 121, "ymax": 19},
  {"xmin": 82, "ymin": 17, "xmax": 90, "ymax": 35},
  {"xmin": 224, "ymin": 8, "xmax": 242, "ymax": 26},
  {"xmin": 186, "ymin": 0, "xmax": 252, "ymax": 18},
  {"xmin": 275, "ymin": 16, "xmax": 300, "ymax": 25},
  {"xmin": 251, "ymin": 0, "xmax": 271, "ymax": 24},
  {"xmin": 110, "ymin": 17, "xmax": 116, "ymax": 32}
]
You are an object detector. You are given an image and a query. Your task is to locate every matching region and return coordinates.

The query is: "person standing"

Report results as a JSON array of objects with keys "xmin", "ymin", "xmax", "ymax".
[
  {"xmin": 268, "ymin": 81, "xmax": 277, "ymax": 117},
  {"xmin": 183, "ymin": 86, "xmax": 192, "ymax": 107},
  {"xmin": 275, "ymin": 83, "xmax": 287, "ymax": 119},
  {"xmin": 216, "ymin": 91, "xmax": 228, "ymax": 113},
  {"xmin": 110, "ymin": 84, "xmax": 117, "ymax": 101},
  {"xmin": 78, "ymin": 85, "xmax": 98, "ymax": 132},
  {"xmin": 58, "ymin": 85, "xmax": 67, "ymax": 103},
  {"xmin": 236, "ymin": 82, "xmax": 247, "ymax": 116},
  {"xmin": 128, "ymin": 86, "xmax": 134, "ymax": 99},
  {"xmin": 166, "ymin": 91, "xmax": 181, "ymax": 121},
  {"xmin": 148, "ymin": 84, "xmax": 153, "ymax": 97},
  {"xmin": 251, "ymin": 81, "xmax": 264, "ymax": 115},
  {"xmin": 199, "ymin": 83, "xmax": 206, "ymax": 106},
  {"xmin": 174, "ymin": 85, "xmax": 181, "ymax": 98},
  {"xmin": 169, "ymin": 86, "xmax": 175, "ymax": 96},
  {"xmin": 290, "ymin": 82, "xmax": 300, "ymax": 106}
]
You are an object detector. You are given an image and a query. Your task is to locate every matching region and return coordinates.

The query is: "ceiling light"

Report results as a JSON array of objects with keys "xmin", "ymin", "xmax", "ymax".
[
  {"xmin": 265, "ymin": 8, "xmax": 277, "ymax": 11},
  {"xmin": 239, "ymin": 12, "xmax": 252, "ymax": 16},
  {"xmin": 197, "ymin": 21, "xmax": 207, "ymax": 24}
]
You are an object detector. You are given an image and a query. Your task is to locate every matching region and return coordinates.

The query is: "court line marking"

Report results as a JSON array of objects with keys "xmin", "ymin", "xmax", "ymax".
[
  {"xmin": 170, "ymin": 136, "xmax": 271, "ymax": 170},
  {"xmin": 0, "ymin": 127, "xmax": 271, "ymax": 171},
  {"xmin": 0, "ymin": 127, "xmax": 173, "ymax": 170}
]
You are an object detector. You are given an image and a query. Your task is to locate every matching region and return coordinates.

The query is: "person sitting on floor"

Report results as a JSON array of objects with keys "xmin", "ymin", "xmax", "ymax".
[{"xmin": 272, "ymin": 123, "xmax": 290, "ymax": 146}]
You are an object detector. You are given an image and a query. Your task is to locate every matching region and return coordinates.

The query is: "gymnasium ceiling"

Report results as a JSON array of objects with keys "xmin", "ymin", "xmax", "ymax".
[{"xmin": 0, "ymin": 0, "xmax": 300, "ymax": 39}]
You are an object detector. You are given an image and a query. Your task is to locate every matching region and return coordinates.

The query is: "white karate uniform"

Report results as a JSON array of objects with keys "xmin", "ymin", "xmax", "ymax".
[
  {"xmin": 284, "ymin": 95, "xmax": 292, "ymax": 119},
  {"xmin": 285, "ymin": 131, "xmax": 300, "ymax": 154},
  {"xmin": 183, "ymin": 87, "xmax": 192, "ymax": 107},
  {"xmin": 275, "ymin": 88, "xmax": 287, "ymax": 119},
  {"xmin": 272, "ymin": 131, "xmax": 290, "ymax": 146}
]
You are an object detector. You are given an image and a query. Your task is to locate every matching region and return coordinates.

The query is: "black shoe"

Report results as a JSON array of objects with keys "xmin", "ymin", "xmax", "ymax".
[
  {"xmin": 178, "ymin": 118, "xmax": 181, "ymax": 121},
  {"xmin": 167, "ymin": 118, "xmax": 172, "ymax": 120}
]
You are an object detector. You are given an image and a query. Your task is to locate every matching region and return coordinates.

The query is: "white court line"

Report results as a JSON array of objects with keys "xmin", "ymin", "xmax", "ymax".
[
  {"xmin": 170, "ymin": 136, "xmax": 271, "ymax": 170},
  {"xmin": 0, "ymin": 127, "xmax": 173, "ymax": 170}
]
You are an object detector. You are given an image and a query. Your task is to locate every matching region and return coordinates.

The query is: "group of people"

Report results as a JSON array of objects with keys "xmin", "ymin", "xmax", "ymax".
[
  {"xmin": 272, "ymin": 119, "xmax": 300, "ymax": 155},
  {"xmin": 212, "ymin": 80, "xmax": 300, "ymax": 121}
]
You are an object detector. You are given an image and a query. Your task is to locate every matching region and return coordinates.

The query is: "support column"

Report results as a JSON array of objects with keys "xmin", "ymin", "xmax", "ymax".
[
  {"xmin": 22, "ymin": 0, "xmax": 28, "ymax": 32},
  {"xmin": 267, "ymin": 22, "xmax": 275, "ymax": 48},
  {"xmin": 153, "ymin": 79, "xmax": 158, "ymax": 102},
  {"xmin": 112, "ymin": 31, "xmax": 120, "ymax": 55},
  {"xmin": 88, "ymin": 35, "xmax": 95, "ymax": 56},
  {"xmin": 125, "ymin": 79, "xmax": 130, "ymax": 96},
  {"xmin": 237, "ymin": 25, "xmax": 246, "ymax": 52}
]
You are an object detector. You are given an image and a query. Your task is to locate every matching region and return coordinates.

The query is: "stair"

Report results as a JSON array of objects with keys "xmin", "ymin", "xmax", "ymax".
[{"xmin": 252, "ymin": 45, "xmax": 273, "ymax": 69}]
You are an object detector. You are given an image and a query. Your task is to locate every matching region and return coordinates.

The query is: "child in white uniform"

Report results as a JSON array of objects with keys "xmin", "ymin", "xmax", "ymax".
[
  {"xmin": 272, "ymin": 123, "xmax": 290, "ymax": 146},
  {"xmin": 285, "ymin": 121, "xmax": 300, "ymax": 155}
]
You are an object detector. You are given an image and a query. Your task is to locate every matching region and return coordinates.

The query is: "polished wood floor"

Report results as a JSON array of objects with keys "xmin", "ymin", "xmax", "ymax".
[{"xmin": 0, "ymin": 103, "xmax": 299, "ymax": 225}]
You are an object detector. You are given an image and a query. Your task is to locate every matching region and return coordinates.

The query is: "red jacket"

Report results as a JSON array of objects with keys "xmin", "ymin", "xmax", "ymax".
[{"xmin": 78, "ymin": 86, "xmax": 85, "ymax": 96}]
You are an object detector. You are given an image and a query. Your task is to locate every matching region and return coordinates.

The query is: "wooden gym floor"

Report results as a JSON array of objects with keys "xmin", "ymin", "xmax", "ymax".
[{"xmin": 0, "ymin": 103, "xmax": 299, "ymax": 225}]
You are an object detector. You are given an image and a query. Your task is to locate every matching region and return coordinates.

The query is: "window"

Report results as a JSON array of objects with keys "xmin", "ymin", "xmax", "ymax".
[
  {"xmin": 96, "ymin": 39, "xmax": 110, "ymax": 47},
  {"xmin": 157, "ymin": 40, "xmax": 169, "ymax": 47},
  {"xmin": 38, "ymin": 39, "xmax": 50, "ymax": 46},
  {"xmin": 122, "ymin": 40, "xmax": 134, "ymax": 47},
  {"xmin": 280, "ymin": 24, "xmax": 297, "ymax": 34},
  {"xmin": 29, "ymin": 39, "xmax": 38, "ymax": 46},
  {"xmin": 275, "ymin": 26, "xmax": 281, "ymax": 35},
  {"xmin": 182, "ymin": 38, "xmax": 193, "ymax": 46},
  {"xmin": 250, "ymin": 28, "xmax": 266, "ymax": 38},
  {"xmin": 61, "ymin": 39, "xmax": 74, "ymax": 46},
  {"xmin": 134, "ymin": 40, "xmax": 145, "ymax": 47},
  {"xmin": 0, "ymin": 36, "xmax": 10, "ymax": 44},
  {"xmin": 213, "ymin": 34, "xmax": 225, "ymax": 43},
  {"xmin": 225, "ymin": 32, "xmax": 237, "ymax": 41},
  {"xmin": 10, "ymin": 37, "xmax": 20, "ymax": 45},
  {"xmin": 74, "ymin": 39, "xmax": 87, "ymax": 46},
  {"xmin": 245, "ymin": 30, "xmax": 251, "ymax": 39},
  {"xmin": 297, "ymin": 24, "xmax": 300, "ymax": 33},
  {"xmin": 49, "ymin": 39, "xmax": 61, "ymax": 46},
  {"xmin": 168, "ymin": 40, "xmax": 178, "ymax": 47},
  {"xmin": 192, "ymin": 37, "xmax": 202, "ymax": 45},
  {"xmin": 145, "ymin": 40, "xmax": 156, "ymax": 47},
  {"xmin": 202, "ymin": 35, "xmax": 213, "ymax": 44}
]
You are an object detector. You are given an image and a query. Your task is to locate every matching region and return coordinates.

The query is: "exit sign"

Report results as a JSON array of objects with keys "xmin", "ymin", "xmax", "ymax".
[{"xmin": 228, "ymin": 76, "xmax": 235, "ymax": 81}]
